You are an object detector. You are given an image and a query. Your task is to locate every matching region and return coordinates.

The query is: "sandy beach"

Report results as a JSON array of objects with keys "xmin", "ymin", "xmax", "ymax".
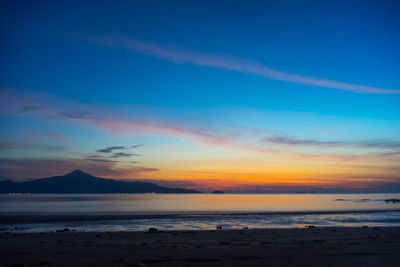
[{"xmin": 1, "ymin": 227, "xmax": 400, "ymax": 267}]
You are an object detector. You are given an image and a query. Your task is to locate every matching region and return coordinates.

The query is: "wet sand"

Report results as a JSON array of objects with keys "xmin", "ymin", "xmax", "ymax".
[{"xmin": 1, "ymin": 227, "xmax": 400, "ymax": 266}]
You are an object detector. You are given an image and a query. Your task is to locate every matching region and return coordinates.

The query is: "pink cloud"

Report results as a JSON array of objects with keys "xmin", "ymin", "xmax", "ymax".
[
  {"xmin": 87, "ymin": 35, "xmax": 400, "ymax": 94},
  {"xmin": 99, "ymin": 120, "xmax": 233, "ymax": 146},
  {"xmin": 0, "ymin": 88, "xmax": 233, "ymax": 147},
  {"xmin": 2, "ymin": 89, "xmax": 399, "ymax": 164}
]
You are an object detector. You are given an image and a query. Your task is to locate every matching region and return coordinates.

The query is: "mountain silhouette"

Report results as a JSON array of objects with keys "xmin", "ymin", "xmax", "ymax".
[{"xmin": 0, "ymin": 170, "xmax": 201, "ymax": 194}]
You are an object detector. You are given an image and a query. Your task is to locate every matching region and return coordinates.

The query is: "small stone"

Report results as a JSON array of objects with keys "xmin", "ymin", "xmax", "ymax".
[
  {"xmin": 56, "ymin": 228, "xmax": 70, "ymax": 233},
  {"xmin": 148, "ymin": 227, "xmax": 158, "ymax": 233}
]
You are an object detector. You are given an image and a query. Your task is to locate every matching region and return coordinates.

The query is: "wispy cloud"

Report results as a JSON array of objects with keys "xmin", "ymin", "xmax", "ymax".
[
  {"xmin": 10, "ymin": 106, "xmax": 44, "ymax": 114},
  {"xmin": 0, "ymin": 89, "xmax": 232, "ymax": 147},
  {"xmin": 263, "ymin": 136, "xmax": 400, "ymax": 149},
  {"xmin": 293, "ymin": 150, "xmax": 400, "ymax": 162},
  {"xmin": 59, "ymin": 111, "xmax": 102, "ymax": 121},
  {"xmin": 79, "ymin": 145, "xmax": 143, "ymax": 164},
  {"xmin": 98, "ymin": 120, "xmax": 234, "ymax": 146},
  {"xmin": 96, "ymin": 146, "xmax": 126, "ymax": 153},
  {"xmin": 0, "ymin": 141, "xmax": 67, "ymax": 152},
  {"xmin": 87, "ymin": 35, "xmax": 400, "ymax": 94},
  {"xmin": 2, "ymin": 89, "xmax": 399, "ymax": 164},
  {"xmin": 41, "ymin": 131, "xmax": 71, "ymax": 142},
  {"xmin": 96, "ymin": 145, "xmax": 143, "ymax": 153},
  {"xmin": 110, "ymin": 152, "xmax": 141, "ymax": 158}
]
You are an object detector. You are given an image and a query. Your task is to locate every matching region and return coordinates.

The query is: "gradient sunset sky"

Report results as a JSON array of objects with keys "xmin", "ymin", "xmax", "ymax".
[{"xmin": 1, "ymin": 0, "xmax": 399, "ymax": 192}]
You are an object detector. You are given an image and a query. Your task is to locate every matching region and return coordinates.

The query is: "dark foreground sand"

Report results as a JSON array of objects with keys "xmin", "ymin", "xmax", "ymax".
[{"xmin": 1, "ymin": 227, "xmax": 400, "ymax": 267}]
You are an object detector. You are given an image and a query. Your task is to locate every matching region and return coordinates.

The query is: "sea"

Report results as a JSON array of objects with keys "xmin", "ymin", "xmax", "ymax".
[{"xmin": 1, "ymin": 193, "xmax": 400, "ymax": 232}]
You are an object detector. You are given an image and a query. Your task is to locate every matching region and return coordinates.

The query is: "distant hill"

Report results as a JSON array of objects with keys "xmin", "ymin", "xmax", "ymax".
[{"xmin": 0, "ymin": 170, "xmax": 201, "ymax": 194}]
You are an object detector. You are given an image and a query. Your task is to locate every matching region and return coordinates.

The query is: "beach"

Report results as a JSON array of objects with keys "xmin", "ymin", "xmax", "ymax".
[
  {"xmin": 2, "ymin": 194, "xmax": 400, "ymax": 266},
  {"xmin": 1, "ymin": 227, "xmax": 400, "ymax": 267}
]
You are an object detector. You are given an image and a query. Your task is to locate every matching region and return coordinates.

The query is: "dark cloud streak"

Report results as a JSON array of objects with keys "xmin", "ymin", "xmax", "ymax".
[
  {"xmin": 111, "ymin": 152, "xmax": 141, "ymax": 158},
  {"xmin": 96, "ymin": 146, "xmax": 126, "ymax": 153},
  {"xmin": 96, "ymin": 145, "xmax": 143, "ymax": 153},
  {"xmin": 263, "ymin": 136, "xmax": 400, "ymax": 149}
]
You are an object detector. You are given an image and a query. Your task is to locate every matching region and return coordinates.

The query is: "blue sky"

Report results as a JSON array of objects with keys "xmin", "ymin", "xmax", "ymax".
[{"xmin": 0, "ymin": 0, "xmax": 399, "ymax": 192}]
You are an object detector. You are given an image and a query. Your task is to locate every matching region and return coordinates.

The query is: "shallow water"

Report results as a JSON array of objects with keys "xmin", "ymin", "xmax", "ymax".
[
  {"xmin": 1, "ymin": 193, "xmax": 400, "ymax": 215},
  {"xmin": 1, "ymin": 193, "xmax": 400, "ymax": 232},
  {"xmin": 2, "ymin": 211, "xmax": 400, "ymax": 232}
]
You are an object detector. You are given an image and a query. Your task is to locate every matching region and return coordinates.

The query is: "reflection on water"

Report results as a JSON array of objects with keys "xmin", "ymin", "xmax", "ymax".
[
  {"xmin": 1, "ymin": 193, "xmax": 400, "ymax": 232},
  {"xmin": 1, "ymin": 193, "xmax": 400, "ymax": 215}
]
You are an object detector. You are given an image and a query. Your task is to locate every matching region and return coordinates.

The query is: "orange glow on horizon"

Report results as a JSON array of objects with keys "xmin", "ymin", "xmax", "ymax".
[{"xmin": 107, "ymin": 165, "xmax": 398, "ymax": 190}]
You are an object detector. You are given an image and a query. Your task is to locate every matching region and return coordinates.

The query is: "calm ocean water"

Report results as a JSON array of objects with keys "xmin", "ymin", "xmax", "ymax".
[{"xmin": 1, "ymin": 193, "xmax": 400, "ymax": 232}]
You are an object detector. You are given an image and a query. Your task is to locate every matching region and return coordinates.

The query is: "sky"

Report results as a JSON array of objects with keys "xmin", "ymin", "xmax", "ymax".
[{"xmin": 0, "ymin": 0, "xmax": 399, "ymax": 192}]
